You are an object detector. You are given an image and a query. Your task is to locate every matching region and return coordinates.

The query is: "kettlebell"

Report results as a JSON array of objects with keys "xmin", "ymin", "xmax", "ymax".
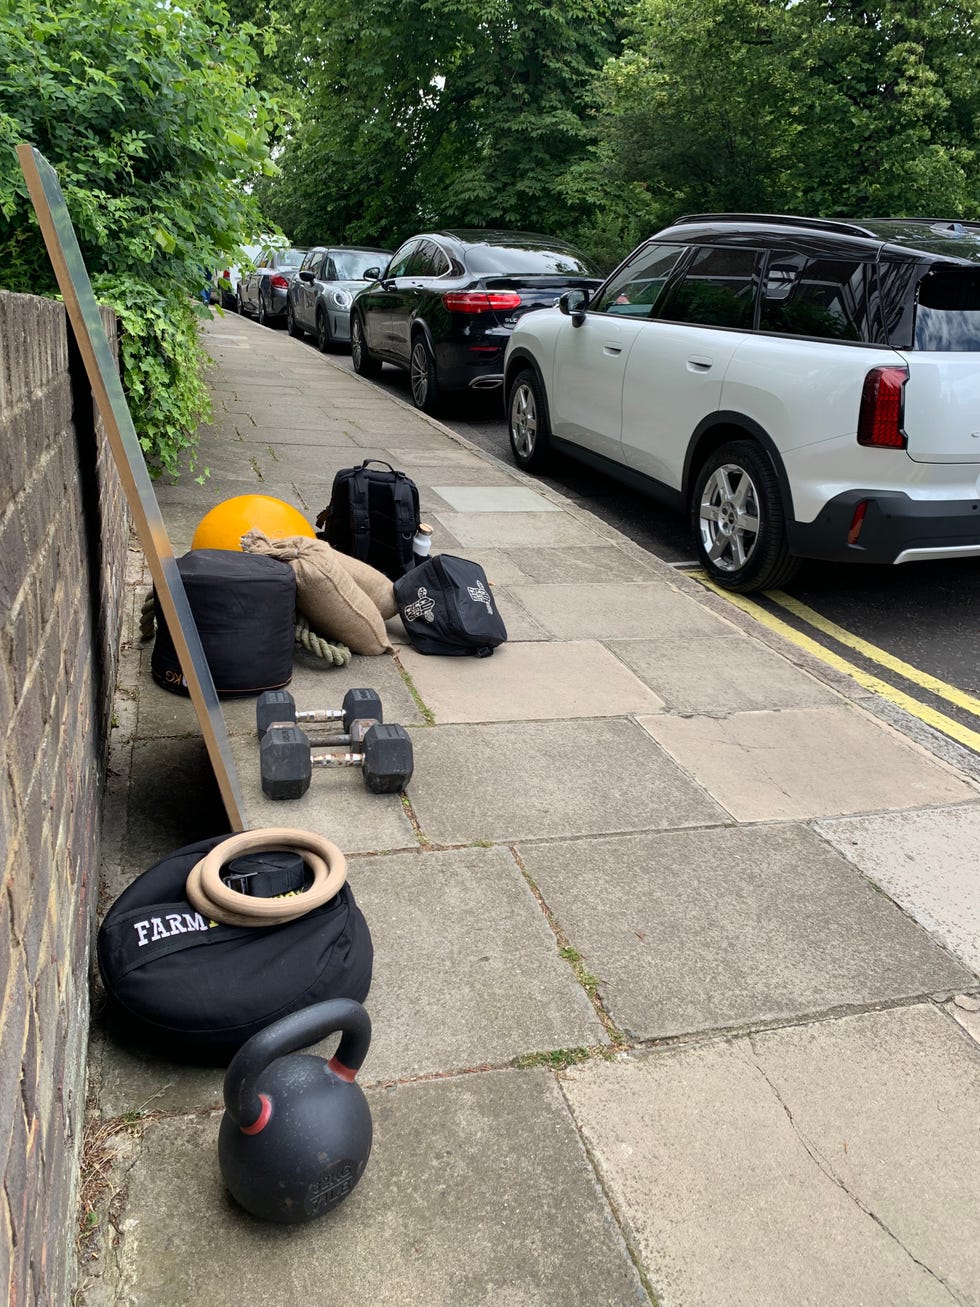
[{"xmin": 218, "ymin": 998, "xmax": 372, "ymax": 1223}]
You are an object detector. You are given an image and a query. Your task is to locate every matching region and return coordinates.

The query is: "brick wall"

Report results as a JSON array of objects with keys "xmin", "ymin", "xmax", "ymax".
[{"xmin": 0, "ymin": 291, "xmax": 129, "ymax": 1306}]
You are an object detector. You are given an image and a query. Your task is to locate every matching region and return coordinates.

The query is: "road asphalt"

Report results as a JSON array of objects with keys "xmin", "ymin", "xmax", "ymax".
[{"xmin": 81, "ymin": 315, "xmax": 980, "ymax": 1307}]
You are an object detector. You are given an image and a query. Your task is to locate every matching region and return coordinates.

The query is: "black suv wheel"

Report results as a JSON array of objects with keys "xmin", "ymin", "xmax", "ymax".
[
  {"xmin": 692, "ymin": 441, "xmax": 799, "ymax": 592},
  {"xmin": 409, "ymin": 333, "xmax": 440, "ymax": 413},
  {"xmin": 351, "ymin": 312, "xmax": 382, "ymax": 378}
]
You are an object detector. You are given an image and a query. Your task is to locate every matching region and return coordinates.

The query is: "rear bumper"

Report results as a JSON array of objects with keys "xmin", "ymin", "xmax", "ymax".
[{"xmin": 789, "ymin": 490, "xmax": 980, "ymax": 564}]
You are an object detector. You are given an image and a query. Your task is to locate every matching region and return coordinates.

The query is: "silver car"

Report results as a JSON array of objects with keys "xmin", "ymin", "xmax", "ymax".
[
  {"xmin": 238, "ymin": 245, "xmax": 307, "ymax": 325},
  {"xmin": 287, "ymin": 246, "xmax": 391, "ymax": 350}
]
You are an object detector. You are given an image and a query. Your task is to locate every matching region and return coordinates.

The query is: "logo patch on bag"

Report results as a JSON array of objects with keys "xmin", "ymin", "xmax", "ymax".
[
  {"xmin": 467, "ymin": 580, "xmax": 493, "ymax": 614},
  {"xmin": 403, "ymin": 587, "xmax": 437, "ymax": 624}
]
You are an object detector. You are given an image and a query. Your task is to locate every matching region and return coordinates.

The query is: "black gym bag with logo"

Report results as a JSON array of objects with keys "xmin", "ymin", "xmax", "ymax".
[
  {"xmin": 315, "ymin": 459, "xmax": 421, "ymax": 580},
  {"xmin": 150, "ymin": 550, "xmax": 296, "ymax": 697},
  {"xmin": 393, "ymin": 554, "xmax": 507, "ymax": 656},
  {"xmin": 96, "ymin": 836, "xmax": 373, "ymax": 1063}
]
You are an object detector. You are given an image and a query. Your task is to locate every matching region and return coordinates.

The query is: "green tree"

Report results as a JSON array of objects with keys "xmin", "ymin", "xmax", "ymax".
[
  {"xmin": 570, "ymin": 0, "xmax": 980, "ymax": 258},
  {"xmin": 0, "ymin": 0, "xmax": 281, "ymax": 475},
  {"xmin": 785, "ymin": 0, "xmax": 980, "ymax": 215},
  {"xmin": 256, "ymin": 0, "xmax": 622, "ymax": 249}
]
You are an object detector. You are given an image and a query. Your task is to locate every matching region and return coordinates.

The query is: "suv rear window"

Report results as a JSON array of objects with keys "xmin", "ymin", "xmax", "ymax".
[
  {"xmin": 760, "ymin": 255, "xmax": 870, "ymax": 341},
  {"xmin": 914, "ymin": 268, "xmax": 980, "ymax": 351},
  {"xmin": 464, "ymin": 245, "xmax": 597, "ymax": 277}
]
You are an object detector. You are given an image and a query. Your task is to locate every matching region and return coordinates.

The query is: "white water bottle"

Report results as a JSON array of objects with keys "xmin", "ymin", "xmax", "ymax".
[{"xmin": 412, "ymin": 522, "xmax": 433, "ymax": 565}]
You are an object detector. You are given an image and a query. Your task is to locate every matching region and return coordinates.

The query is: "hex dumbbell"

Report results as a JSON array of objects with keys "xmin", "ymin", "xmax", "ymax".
[
  {"xmin": 260, "ymin": 722, "xmax": 414, "ymax": 800},
  {"xmin": 256, "ymin": 688, "xmax": 382, "ymax": 740}
]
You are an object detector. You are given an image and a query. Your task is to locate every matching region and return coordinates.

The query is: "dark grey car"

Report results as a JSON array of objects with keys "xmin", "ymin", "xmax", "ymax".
[
  {"xmin": 238, "ymin": 245, "xmax": 307, "ymax": 325},
  {"xmin": 287, "ymin": 246, "xmax": 392, "ymax": 350}
]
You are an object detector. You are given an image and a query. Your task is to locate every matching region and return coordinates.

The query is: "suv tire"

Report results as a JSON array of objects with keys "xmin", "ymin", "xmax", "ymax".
[
  {"xmin": 287, "ymin": 303, "xmax": 302, "ymax": 338},
  {"xmin": 507, "ymin": 369, "xmax": 551, "ymax": 471},
  {"xmin": 692, "ymin": 440, "xmax": 799, "ymax": 592},
  {"xmin": 351, "ymin": 313, "xmax": 382, "ymax": 378},
  {"xmin": 409, "ymin": 333, "xmax": 440, "ymax": 413}
]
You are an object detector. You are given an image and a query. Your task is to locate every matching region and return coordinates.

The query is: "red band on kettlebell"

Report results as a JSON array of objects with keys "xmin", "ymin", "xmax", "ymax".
[
  {"xmin": 327, "ymin": 1056, "xmax": 357, "ymax": 1083},
  {"xmin": 240, "ymin": 1093, "xmax": 273, "ymax": 1135}
]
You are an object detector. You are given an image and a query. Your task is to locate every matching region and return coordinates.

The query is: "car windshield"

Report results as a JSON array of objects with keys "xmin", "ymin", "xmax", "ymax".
[
  {"xmin": 914, "ymin": 268, "xmax": 980, "ymax": 350},
  {"xmin": 464, "ymin": 244, "xmax": 597, "ymax": 277},
  {"xmin": 333, "ymin": 252, "xmax": 385, "ymax": 280}
]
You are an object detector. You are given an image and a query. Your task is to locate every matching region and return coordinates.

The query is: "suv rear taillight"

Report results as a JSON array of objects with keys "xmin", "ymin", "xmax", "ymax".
[
  {"xmin": 270, "ymin": 274, "xmax": 289, "ymax": 290},
  {"xmin": 442, "ymin": 291, "xmax": 522, "ymax": 313},
  {"xmin": 857, "ymin": 366, "xmax": 908, "ymax": 448}
]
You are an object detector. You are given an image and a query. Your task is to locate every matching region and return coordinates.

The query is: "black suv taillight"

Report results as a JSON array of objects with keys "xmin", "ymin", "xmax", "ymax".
[{"xmin": 857, "ymin": 366, "xmax": 908, "ymax": 448}]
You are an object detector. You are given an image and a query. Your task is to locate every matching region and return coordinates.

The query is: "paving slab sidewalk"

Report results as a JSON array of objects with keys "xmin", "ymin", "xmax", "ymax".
[{"xmin": 81, "ymin": 317, "xmax": 980, "ymax": 1307}]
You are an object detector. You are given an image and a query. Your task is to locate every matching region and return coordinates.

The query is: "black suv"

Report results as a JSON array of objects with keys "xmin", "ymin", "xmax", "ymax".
[{"xmin": 349, "ymin": 229, "xmax": 601, "ymax": 413}]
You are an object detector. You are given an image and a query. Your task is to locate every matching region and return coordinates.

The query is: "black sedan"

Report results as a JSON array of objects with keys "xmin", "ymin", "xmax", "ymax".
[{"xmin": 348, "ymin": 230, "xmax": 601, "ymax": 412}]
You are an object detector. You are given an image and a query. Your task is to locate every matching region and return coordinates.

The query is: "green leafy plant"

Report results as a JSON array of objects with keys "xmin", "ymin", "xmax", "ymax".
[{"xmin": 0, "ymin": 0, "xmax": 283, "ymax": 475}]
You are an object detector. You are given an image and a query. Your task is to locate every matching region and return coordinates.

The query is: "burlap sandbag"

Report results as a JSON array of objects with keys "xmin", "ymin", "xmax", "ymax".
[
  {"xmin": 242, "ymin": 530, "xmax": 393, "ymax": 656},
  {"xmin": 330, "ymin": 552, "xmax": 397, "ymax": 619}
]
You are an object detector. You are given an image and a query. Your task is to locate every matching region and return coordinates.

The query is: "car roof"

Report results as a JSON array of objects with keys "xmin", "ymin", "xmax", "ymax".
[
  {"xmin": 305, "ymin": 245, "xmax": 391, "ymax": 255},
  {"xmin": 654, "ymin": 213, "xmax": 980, "ymax": 266},
  {"xmin": 423, "ymin": 228, "xmax": 587, "ymax": 252}
]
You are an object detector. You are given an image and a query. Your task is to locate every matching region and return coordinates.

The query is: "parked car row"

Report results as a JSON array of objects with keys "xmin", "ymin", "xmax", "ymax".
[{"xmin": 236, "ymin": 213, "xmax": 980, "ymax": 591}]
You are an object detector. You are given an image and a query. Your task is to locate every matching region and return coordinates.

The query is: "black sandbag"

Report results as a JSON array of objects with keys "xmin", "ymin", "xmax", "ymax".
[
  {"xmin": 97, "ymin": 835, "xmax": 373, "ymax": 1064},
  {"xmin": 151, "ymin": 549, "xmax": 296, "ymax": 696}
]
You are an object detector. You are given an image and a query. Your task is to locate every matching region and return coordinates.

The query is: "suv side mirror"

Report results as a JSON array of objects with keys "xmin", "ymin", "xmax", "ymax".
[
  {"xmin": 363, "ymin": 267, "xmax": 382, "ymax": 281},
  {"xmin": 298, "ymin": 270, "xmax": 315, "ymax": 283},
  {"xmin": 559, "ymin": 288, "xmax": 589, "ymax": 327}
]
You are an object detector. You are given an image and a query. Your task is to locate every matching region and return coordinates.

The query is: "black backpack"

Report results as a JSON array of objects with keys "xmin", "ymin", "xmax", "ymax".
[
  {"xmin": 316, "ymin": 459, "xmax": 420, "ymax": 580},
  {"xmin": 393, "ymin": 555, "xmax": 507, "ymax": 657}
]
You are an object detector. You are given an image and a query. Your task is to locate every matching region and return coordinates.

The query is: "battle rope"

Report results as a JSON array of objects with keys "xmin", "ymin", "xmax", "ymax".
[
  {"xmin": 185, "ymin": 828, "xmax": 348, "ymax": 927},
  {"xmin": 294, "ymin": 616, "xmax": 351, "ymax": 665},
  {"xmin": 140, "ymin": 592, "xmax": 351, "ymax": 666}
]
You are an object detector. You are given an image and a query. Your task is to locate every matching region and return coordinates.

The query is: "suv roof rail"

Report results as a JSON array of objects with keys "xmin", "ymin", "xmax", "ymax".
[
  {"xmin": 861, "ymin": 218, "xmax": 980, "ymax": 234},
  {"xmin": 672, "ymin": 213, "xmax": 879, "ymax": 239}
]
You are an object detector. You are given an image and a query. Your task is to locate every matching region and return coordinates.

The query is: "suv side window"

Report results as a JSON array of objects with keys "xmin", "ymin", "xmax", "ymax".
[
  {"xmin": 406, "ymin": 240, "xmax": 450, "ymax": 278},
  {"xmin": 300, "ymin": 250, "xmax": 320, "ymax": 276},
  {"xmin": 591, "ymin": 243, "xmax": 687, "ymax": 318},
  {"xmin": 760, "ymin": 253, "xmax": 872, "ymax": 341},
  {"xmin": 386, "ymin": 241, "xmax": 420, "ymax": 278},
  {"xmin": 657, "ymin": 246, "xmax": 761, "ymax": 329}
]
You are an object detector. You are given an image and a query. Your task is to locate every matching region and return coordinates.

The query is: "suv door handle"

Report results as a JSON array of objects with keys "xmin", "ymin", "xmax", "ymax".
[
  {"xmin": 687, "ymin": 356, "xmax": 713, "ymax": 372},
  {"xmin": 603, "ymin": 343, "xmax": 623, "ymax": 355}
]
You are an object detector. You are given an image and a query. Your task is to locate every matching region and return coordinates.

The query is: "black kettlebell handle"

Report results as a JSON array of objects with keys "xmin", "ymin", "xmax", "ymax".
[{"xmin": 224, "ymin": 998, "xmax": 372, "ymax": 1131}]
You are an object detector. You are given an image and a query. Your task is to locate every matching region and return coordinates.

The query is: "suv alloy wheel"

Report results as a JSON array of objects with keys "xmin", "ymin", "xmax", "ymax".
[
  {"xmin": 409, "ymin": 334, "xmax": 440, "ymax": 413},
  {"xmin": 508, "ymin": 370, "xmax": 551, "ymax": 470},
  {"xmin": 351, "ymin": 313, "xmax": 382, "ymax": 378},
  {"xmin": 692, "ymin": 441, "xmax": 799, "ymax": 592}
]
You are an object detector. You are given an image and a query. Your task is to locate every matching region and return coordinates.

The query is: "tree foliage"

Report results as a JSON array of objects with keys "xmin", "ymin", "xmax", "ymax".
[
  {"xmin": 0, "ymin": 0, "xmax": 281, "ymax": 476},
  {"xmin": 256, "ymin": 0, "xmax": 623, "ymax": 249},
  {"xmin": 577, "ymin": 0, "xmax": 980, "ymax": 253}
]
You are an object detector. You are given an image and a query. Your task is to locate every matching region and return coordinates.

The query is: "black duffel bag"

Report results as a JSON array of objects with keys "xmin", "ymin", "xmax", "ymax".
[
  {"xmin": 97, "ymin": 835, "xmax": 373, "ymax": 1064},
  {"xmin": 393, "ymin": 554, "xmax": 507, "ymax": 656},
  {"xmin": 151, "ymin": 549, "xmax": 296, "ymax": 697}
]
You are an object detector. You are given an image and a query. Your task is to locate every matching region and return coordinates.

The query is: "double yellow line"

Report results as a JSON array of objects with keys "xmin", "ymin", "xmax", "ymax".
[{"xmin": 691, "ymin": 571, "xmax": 980, "ymax": 753}]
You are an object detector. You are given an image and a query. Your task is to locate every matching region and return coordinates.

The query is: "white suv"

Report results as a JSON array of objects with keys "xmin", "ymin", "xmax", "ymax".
[{"xmin": 503, "ymin": 214, "xmax": 980, "ymax": 591}]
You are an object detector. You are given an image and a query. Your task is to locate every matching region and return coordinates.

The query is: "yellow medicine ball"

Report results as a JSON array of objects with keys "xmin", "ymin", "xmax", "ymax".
[{"xmin": 191, "ymin": 495, "xmax": 315, "ymax": 551}]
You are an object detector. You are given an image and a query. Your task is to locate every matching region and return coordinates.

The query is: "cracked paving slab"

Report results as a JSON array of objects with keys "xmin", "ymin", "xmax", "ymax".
[
  {"xmin": 89, "ymin": 1070, "xmax": 648, "ymax": 1307},
  {"xmin": 562, "ymin": 1004, "xmax": 980, "ymax": 1307}
]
